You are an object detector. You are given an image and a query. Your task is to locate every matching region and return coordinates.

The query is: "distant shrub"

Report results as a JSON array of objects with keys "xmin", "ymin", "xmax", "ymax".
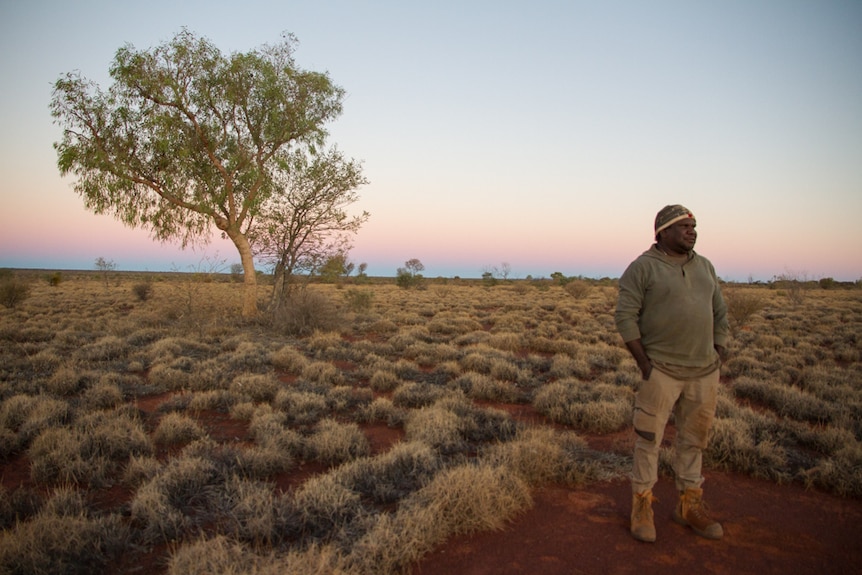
[
  {"xmin": 343, "ymin": 288, "xmax": 373, "ymax": 313},
  {"xmin": 724, "ymin": 288, "xmax": 765, "ymax": 332},
  {"xmin": 563, "ymin": 279, "xmax": 592, "ymax": 300},
  {"xmin": 47, "ymin": 272, "xmax": 63, "ymax": 286},
  {"xmin": 132, "ymin": 282, "xmax": 153, "ymax": 301},
  {"xmin": 0, "ymin": 276, "xmax": 29, "ymax": 308},
  {"xmin": 270, "ymin": 289, "xmax": 341, "ymax": 336}
]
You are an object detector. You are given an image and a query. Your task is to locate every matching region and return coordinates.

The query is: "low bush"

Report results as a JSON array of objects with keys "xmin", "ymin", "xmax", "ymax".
[{"xmin": 0, "ymin": 276, "xmax": 30, "ymax": 308}]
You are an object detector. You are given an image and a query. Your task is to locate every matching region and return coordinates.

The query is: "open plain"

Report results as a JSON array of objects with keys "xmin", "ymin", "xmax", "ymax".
[{"xmin": 1, "ymin": 271, "xmax": 860, "ymax": 574}]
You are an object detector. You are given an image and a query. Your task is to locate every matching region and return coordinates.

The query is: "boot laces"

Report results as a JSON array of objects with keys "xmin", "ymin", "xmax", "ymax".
[
  {"xmin": 688, "ymin": 494, "xmax": 714, "ymax": 522},
  {"xmin": 634, "ymin": 492, "xmax": 656, "ymax": 520}
]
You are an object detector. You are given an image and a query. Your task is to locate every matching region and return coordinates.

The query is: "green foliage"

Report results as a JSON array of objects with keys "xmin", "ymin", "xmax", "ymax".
[
  {"xmin": 396, "ymin": 258, "xmax": 425, "ymax": 289},
  {"xmin": 52, "ymin": 30, "xmax": 351, "ymax": 317}
]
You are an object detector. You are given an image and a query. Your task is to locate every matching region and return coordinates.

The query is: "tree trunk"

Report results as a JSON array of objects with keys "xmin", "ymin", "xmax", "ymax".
[
  {"xmin": 269, "ymin": 262, "xmax": 286, "ymax": 312},
  {"xmin": 227, "ymin": 230, "xmax": 259, "ymax": 319}
]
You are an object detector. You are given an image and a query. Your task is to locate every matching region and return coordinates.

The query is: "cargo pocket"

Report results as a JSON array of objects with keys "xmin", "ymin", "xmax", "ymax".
[{"xmin": 633, "ymin": 406, "xmax": 657, "ymax": 443}]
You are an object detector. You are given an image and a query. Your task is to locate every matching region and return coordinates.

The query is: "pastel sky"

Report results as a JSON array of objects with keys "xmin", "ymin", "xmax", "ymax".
[{"xmin": 1, "ymin": 1, "xmax": 860, "ymax": 281}]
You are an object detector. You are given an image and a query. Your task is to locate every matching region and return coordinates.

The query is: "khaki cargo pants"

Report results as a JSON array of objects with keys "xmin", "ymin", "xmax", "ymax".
[{"xmin": 631, "ymin": 366, "xmax": 720, "ymax": 494}]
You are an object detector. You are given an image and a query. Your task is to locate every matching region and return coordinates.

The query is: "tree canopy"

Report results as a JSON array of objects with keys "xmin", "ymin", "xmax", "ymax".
[
  {"xmin": 51, "ymin": 29, "xmax": 350, "ymax": 317},
  {"xmin": 250, "ymin": 147, "xmax": 368, "ymax": 308}
]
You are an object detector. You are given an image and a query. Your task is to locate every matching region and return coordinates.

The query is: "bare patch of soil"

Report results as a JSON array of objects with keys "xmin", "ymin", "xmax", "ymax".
[{"xmin": 413, "ymin": 461, "xmax": 862, "ymax": 575}]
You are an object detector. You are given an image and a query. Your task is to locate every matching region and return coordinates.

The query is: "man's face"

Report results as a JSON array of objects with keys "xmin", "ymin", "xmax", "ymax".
[{"xmin": 662, "ymin": 218, "xmax": 697, "ymax": 252}]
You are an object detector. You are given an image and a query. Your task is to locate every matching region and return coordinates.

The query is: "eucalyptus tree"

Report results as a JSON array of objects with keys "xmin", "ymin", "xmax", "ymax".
[
  {"xmin": 249, "ymin": 147, "xmax": 369, "ymax": 311},
  {"xmin": 51, "ymin": 29, "xmax": 345, "ymax": 318}
]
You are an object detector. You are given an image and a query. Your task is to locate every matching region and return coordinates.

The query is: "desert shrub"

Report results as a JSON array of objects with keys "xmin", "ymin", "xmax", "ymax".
[
  {"xmin": 153, "ymin": 412, "xmax": 206, "ymax": 446},
  {"xmin": 732, "ymin": 376, "xmax": 834, "ymax": 424},
  {"xmin": 584, "ymin": 342, "xmax": 626, "ymax": 371},
  {"xmin": 344, "ymin": 288, "xmax": 374, "ymax": 313},
  {"xmin": 355, "ymin": 397, "xmax": 406, "ymax": 427},
  {"xmin": 269, "ymin": 345, "xmax": 310, "ymax": 372},
  {"xmin": 0, "ymin": 428, "xmax": 18, "ymax": 459},
  {"xmin": 451, "ymin": 372, "xmax": 520, "ymax": 403},
  {"xmin": 0, "ymin": 394, "xmax": 39, "ymax": 432},
  {"xmin": 289, "ymin": 473, "xmax": 364, "ymax": 541},
  {"xmin": 326, "ymin": 385, "xmax": 373, "ymax": 413},
  {"xmin": 482, "ymin": 427, "xmax": 576, "ymax": 486},
  {"xmin": 300, "ymin": 360, "xmax": 345, "ymax": 386},
  {"xmin": 81, "ymin": 381, "xmax": 124, "ymax": 410},
  {"xmin": 42, "ymin": 367, "xmax": 91, "ymax": 396},
  {"xmin": 270, "ymin": 289, "xmax": 341, "ymax": 336},
  {"xmin": 47, "ymin": 272, "xmax": 63, "ymax": 286},
  {"xmin": 305, "ymin": 419, "xmax": 370, "ymax": 465},
  {"xmin": 335, "ymin": 441, "xmax": 440, "ymax": 505},
  {"xmin": 563, "ymin": 279, "xmax": 593, "ymax": 300},
  {"xmin": 122, "ymin": 454, "xmax": 163, "ymax": 488},
  {"xmin": 404, "ymin": 404, "xmax": 464, "ymax": 453},
  {"xmin": 229, "ymin": 374, "xmax": 279, "ymax": 403},
  {"xmin": 167, "ymin": 535, "xmax": 342, "ymax": 575},
  {"xmin": 274, "ymin": 388, "xmax": 329, "ymax": 426},
  {"xmin": 132, "ymin": 282, "xmax": 153, "ymax": 301},
  {"xmin": 436, "ymin": 396, "xmax": 518, "ymax": 444},
  {"xmin": 306, "ymin": 330, "xmax": 345, "ymax": 358},
  {"xmin": 75, "ymin": 335, "xmax": 129, "ymax": 362},
  {"xmin": 187, "ymin": 389, "xmax": 237, "ymax": 412},
  {"xmin": 533, "ymin": 379, "xmax": 632, "ymax": 433},
  {"xmin": 549, "ymin": 353, "xmax": 592, "ymax": 379},
  {"xmin": 368, "ymin": 369, "xmax": 401, "ymax": 392},
  {"xmin": 392, "ymin": 381, "xmax": 448, "ymax": 409},
  {"xmin": 704, "ymin": 416, "xmax": 789, "ymax": 481},
  {"xmin": 40, "ymin": 485, "xmax": 86, "ymax": 518},
  {"xmin": 346, "ymin": 462, "xmax": 531, "ymax": 574},
  {"xmin": 16, "ymin": 396, "xmax": 72, "ymax": 446},
  {"xmin": 75, "ymin": 408, "xmax": 153, "ymax": 461},
  {"xmin": 0, "ymin": 276, "xmax": 30, "ymax": 308},
  {"xmin": 0, "ymin": 511, "xmax": 129, "ymax": 575},
  {"xmin": 802, "ymin": 441, "xmax": 862, "ymax": 497},
  {"xmin": 146, "ymin": 363, "xmax": 191, "ymax": 391},
  {"xmin": 248, "ymin": 408, "xmax": 304, "ymax": 455},
  {"xmin": 236, "ymin": 444, "xmax": 294, "ymax": 478},
  {"xmin": 130, "ymin": 455, "xmax": 220, "ymax": 542},
  {"xmin": 28, "ymin": 428, "xmax": 109, "ymax": 486},
  {"xmin": 222, "ymin": 475, "xmax": 278, "ymax": 544},
  {"xmin": 724, "ymin": 288, "xmax": 766, "ymax": 332}
]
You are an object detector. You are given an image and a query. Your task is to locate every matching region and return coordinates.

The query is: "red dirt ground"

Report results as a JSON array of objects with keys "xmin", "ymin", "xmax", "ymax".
[
  {"xmin": 414, "ymin": 413, "xmax": 862, "ymax": 575},
  {"xmin": 412, "ymin": 471, "xmax": 862, "ymax": 575},
  {"xmin": 4, "ymin": 397, "xmax": 861, "ymax": 575}
]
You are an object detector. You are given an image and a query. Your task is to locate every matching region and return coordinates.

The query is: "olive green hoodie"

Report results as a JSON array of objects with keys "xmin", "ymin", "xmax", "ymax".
[{"xmin": 615, "ymin": 245, "xmax": 729, "ymax": 368}]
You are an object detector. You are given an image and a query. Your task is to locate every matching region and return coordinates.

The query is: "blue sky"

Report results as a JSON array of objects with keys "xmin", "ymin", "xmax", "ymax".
[{"xmin": 1, "ymin": 0, "xmax": 860, "ymax": 280}]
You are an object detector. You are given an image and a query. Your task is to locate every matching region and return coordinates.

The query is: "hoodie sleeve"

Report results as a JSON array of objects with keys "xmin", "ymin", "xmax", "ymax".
[
  {"xmin": 710, "ymin": 263, "xmax": 730, "ymax": 347},
  {"xmin": 615, "ymin": 260, "xmax": 646, "ymax": 343}
]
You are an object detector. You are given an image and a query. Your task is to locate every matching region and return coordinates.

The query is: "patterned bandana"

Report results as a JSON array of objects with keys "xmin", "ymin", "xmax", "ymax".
[{"xmin": 654, "ymin": 204, "xmax": 695, "ymax": 235}]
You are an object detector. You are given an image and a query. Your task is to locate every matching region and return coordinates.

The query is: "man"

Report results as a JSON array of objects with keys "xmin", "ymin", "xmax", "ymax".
[{"xmin": 615, "ymin": 204, "xmax": 729, "ymax": 543}]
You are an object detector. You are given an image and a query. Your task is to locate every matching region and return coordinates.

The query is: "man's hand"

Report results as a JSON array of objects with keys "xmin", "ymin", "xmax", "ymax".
[
  {"xmin": 637, "ymin": 359, "xmax": 653, "ymax": 381},
  {"xmin": 714, "ymin": 344, "xmax": 727, "ymax": 362},
  {"xmin": 624, "ymin": 339, "xmax": 653, "ymax": 381}
]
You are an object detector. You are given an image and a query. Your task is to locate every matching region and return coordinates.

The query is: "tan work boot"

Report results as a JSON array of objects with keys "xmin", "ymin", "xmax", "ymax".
[
  {"xmin": 673, "ymin": 488, "xmax": 723, "ymax": 539},
  {"xmin": 631, "ymin": 490, "xmax": 657, "ymax": 542}
]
